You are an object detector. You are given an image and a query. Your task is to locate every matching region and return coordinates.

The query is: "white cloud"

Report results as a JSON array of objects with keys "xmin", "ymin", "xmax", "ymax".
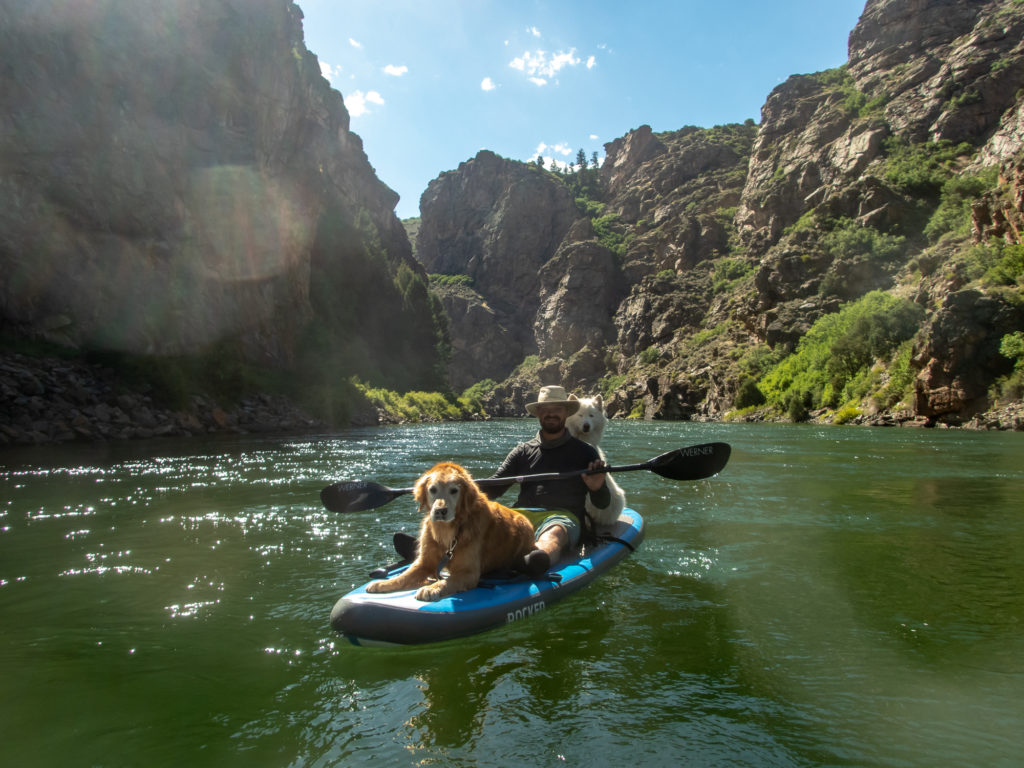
[
  {"xmin": 586, "ymin": 55, "xmax": 596, "ymax": 69},
  {"xmin": 528, "ymin": 26, "xmax": 541, "ymax": 37},
  {"xmin": 531, "ymin": 141, "xmax": 599, "ymax": 171},
  {"xmin": 509, "ymin": 48, "xmax": 583, "ymax": 85},
  {"xmin": 549, "ymin": 50, "xmax": 579, "ymax": 72},
  {"xmin": 349, "ymin": 37, "xmax": 362, "ymax": 48},
  {"xmin": 319, "ymin": 61, "xmax": 342, "ymax": 83},
  {"xmin": 589, "ymin": 134, "xmax": 598, "ymax": 140},
  {"xmin": 383, "ymin": 64, "xmax": 408, "ymax": 76},
  {"xmin": 481, "ymin": 77, "xmax": 496, "ymax": 91},
  {"xmin": 346, "ymin": 89, "xmax": 384, "ymax": 117}
]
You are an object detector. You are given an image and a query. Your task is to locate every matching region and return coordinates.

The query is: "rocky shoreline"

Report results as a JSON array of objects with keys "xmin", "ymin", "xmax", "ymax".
[
  {"xmin": 725, "ymin": 403, "xmax": 1024, "ymax": 430},
  {"xmin": 1, "ymin": 351, "xmax": 326, "ymax": 448},
  {"xmin": 3, "ymin": 349, "xmax": 1021, "ymax": 450}
]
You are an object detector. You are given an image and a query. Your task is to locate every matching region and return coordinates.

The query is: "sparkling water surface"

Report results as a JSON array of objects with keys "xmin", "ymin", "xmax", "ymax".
[{"xmin": 2, "ymin": 421, "xmax": 1022, "ymax": 767}]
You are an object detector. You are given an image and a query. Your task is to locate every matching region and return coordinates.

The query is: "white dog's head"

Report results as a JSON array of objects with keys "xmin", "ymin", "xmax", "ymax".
[{"xmin": 565, "ymin": 394, "xmax": 607, "ymax": 447}]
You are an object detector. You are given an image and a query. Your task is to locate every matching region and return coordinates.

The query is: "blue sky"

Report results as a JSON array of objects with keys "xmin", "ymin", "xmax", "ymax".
[{"xmin": 298, "ymin": 0, "xmax": 867, "ymax": 219}]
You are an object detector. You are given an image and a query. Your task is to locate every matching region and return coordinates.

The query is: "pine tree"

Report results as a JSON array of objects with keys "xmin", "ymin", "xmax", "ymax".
[{"xmin": 576, "ymin": 148, "xmax": 587, "ymax": 172}]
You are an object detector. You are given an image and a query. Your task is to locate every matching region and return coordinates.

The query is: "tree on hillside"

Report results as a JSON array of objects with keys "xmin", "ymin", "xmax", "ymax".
[
  {"xmin": 591, "ymin": 151, "xmax": 599, "ymax": 169},
  {"xmin": 576, "ymin": 148, "xmax": 587, "ymax": 172}
]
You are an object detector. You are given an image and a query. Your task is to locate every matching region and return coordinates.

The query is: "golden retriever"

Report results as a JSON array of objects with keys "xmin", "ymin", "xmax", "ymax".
[{"xmin": 366, "ymin": 462, "xmax": 537, "ymax": 601}]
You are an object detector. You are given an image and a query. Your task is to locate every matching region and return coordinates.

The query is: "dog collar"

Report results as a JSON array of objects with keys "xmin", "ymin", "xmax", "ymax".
[{"xmin": 436, "ymin": 535, "xmax": 458, "ymax": 579}]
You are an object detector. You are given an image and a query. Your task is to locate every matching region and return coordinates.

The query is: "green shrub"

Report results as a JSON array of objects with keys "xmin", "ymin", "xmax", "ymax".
[
  {"xmin": 785, "ymin": 209, "xmax": 823, "ymax": 236},
  {"xmin": 991, "ymin": 332, "xmax": 1024, "ymax": 403},
  {"xmin": 817, "ymin": 219, "xmax": 908, "ymax": 297},
  {"xmin": 881, "ymin": 137, "xmax": 973, "ymax": 197},
  {"xmin": 734, "ymin": 378, "xmax": 766, "ymax": 409},
  {"xmin": 924, "ymin": 168, "xmax": 999, "ymax": 242},
  {"xmin": 513, "ymin": 355, "xmax": 542, "ymax": 376},
  {"xmin": 875, "ymin": 340, "xmax": 917, "ymax": 410},
  {"xmin": 599, "ymin": 374, "xmax": 628, "ymax": 400},
  {"xmin": 1001, "ymin": 331, "xmax": 1024, "ymax": 368},
  {"xmin": 593, "ymin": 213, "xmax": 626, "ymax": 254},
  {"xmin": 430, "ymin": 273, "xmax": 474, "ymax": 288},
  {"xmin": 639, "ymin": 346, "xmax": 660, "ymax": 365},
  {"xmin": 357, "ymin": 384, "xmax": 468, "ymax": 422},
  {"xmin": 832, "ymin": 406, "xmax": 862, "ymax": 425},
  {"xmin": 822, "ymin": 218, "xmax": 906, "ymax": 263},
  {"xmin": 811, "ymin": 66, "xmax": 888, "ymax": 118},
  {"xmin": 459, "ymin": 379, "xmax": 497, "ymax": 412},
  {"xmin": 786, "ymin": 390, "xmax": 812, "ymax": 422},
  {"xmin": 576, "ymin": 197, "xmax": 605, "ymax": 217},
  {"xmin": 688, "ymin": 322, "xmax": 732, "ymax": 349},
  {"xmin": 712, "ymin": 258, "xmax": 755, "ymax": 294},
  {"xmin": 983, "ymin": 243, "xmax": 1024, "ymax": 286},
  {"xmin": 759, "ymin": 291, "xmax": 923, "ymax": 414},
  {"xmin": 737, "ymin": 344, "xmax": 782, "ymax": 378}
]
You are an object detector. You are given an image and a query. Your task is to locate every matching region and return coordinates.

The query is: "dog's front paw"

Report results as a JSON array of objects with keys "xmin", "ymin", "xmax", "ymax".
[
  {"xmin": 415, "ymin": 584, "xmax": 444, "ymax": 602},
  {"xmin": 366, "ymin": 580, "xmax": 388, "ymax": 593}
]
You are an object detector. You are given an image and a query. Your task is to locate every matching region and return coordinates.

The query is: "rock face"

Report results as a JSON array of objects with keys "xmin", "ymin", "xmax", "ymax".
[
  {"xmin": 913, "ymin": 289, "xmax": 1024, "ymax": 419},
  {"xmin": 418, "ymin": 0, "xmax": 1024, "ymax": 426},
  {"xmin": 3, "ymin": 0, "xmax": 1022, "ymax": 433},
  {"xmin": 417, "ymin": 125, "xmax": 756, "ymax": 415},
  {"xmin": 974, "ymin": 151, "xmax": 1024, "ymax": 242},
  {"xmin": 534, "ymin": 220, "xmax": 625, "ymax": 360},
  {"xmin": 739, "ymin": 0, "xmax": 1024, "ymax": 260},
  {"xmin": 0, "ymin": 0, "xmax": 439, "ymax": 389},
  {"xmin": 431, "ymin": 281, "xmax": 521, "ymax": 393},
  {"xmin": 416, "ymin": 150, "xmax": 580, "ymax": 368},
  {"xmin": 848, "ymin": 0, "xmax": 1024, "ymax": 145},
  {"xmin": 0, "ymin": 351, "xmax": 323, "ymax": 447}
]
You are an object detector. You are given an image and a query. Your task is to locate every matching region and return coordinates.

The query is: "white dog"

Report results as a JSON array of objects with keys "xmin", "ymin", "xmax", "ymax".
[{"xmin": 566, "ymin": 394, "xmax": 627, "ymax": 526}]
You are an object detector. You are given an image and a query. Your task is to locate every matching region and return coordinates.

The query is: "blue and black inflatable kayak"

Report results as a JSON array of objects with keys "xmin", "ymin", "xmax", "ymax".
[{"xmin": 330, "ymin": 508, "xmax": 645, "ymax": 646}]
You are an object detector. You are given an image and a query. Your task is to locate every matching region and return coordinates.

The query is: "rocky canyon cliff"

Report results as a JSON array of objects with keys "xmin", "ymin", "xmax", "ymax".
[
  {"xmin": 3, "ymin": 0, "xmax": 1023, "ymax": 443},
  {"xmin": 0, "ymin": 0, "xmax": 446, "ymax": 408},
  {"xmin": 416, "ymin": 0, "xmax": 1024, "ymax": 428}
]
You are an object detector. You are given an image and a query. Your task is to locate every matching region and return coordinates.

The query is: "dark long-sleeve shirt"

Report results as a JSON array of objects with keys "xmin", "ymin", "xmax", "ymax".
[{"xmin": 486, "ymin": 431, "xmax": 611, "ymax": 517}]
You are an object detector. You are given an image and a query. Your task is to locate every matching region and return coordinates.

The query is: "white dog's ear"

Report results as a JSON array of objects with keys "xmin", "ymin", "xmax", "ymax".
[
  {"xmin": 594, "ymin": 394, "xmax": 603, "ymax": 408},
  {"xmin": 569, "ymin": 393, "xmax": 578, "ymax": 401}
]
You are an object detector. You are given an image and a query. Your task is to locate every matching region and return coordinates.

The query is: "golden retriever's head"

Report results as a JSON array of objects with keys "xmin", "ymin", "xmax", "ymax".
[{"xmin": 413, "ymin": 462, "xmax": 482, "ymax": 525}]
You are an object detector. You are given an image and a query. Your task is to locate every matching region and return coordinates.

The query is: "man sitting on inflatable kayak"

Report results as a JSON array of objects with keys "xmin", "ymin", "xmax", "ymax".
[
  {"xmin": 395, "ymin": 385, "xmax": 611, "ymax": 577},
  {"xmin": 487, "ymin": 385, "xmax": 611, "ymax": 575}
]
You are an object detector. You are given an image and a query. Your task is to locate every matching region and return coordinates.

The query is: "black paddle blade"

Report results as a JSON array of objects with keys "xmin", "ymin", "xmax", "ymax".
[
  {"xmin": 320, "ymin": 480, "xmax": 412, "ymax": 513},
  {"xmin": 648, "ymin": 442, "xmax": 731, "ymax": 481}
]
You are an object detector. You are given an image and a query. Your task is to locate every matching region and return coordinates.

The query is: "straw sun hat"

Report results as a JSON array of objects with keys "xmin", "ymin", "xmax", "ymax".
[{"xmin": 525, "ymin": 385, "xmax": 580, "ymax": 416}]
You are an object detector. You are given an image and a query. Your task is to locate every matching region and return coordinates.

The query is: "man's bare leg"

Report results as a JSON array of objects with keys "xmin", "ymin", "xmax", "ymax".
[
  {"xmin": 535, "ymin": 524, "xmax": 568, "ymax": 566},
  {"xmin": 520, "ymin": 523, "xmax": 567, "ymax": 577}
]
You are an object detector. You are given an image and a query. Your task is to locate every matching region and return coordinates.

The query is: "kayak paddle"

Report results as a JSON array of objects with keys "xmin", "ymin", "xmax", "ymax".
[{"xmin": 320, "ymin": 441, "xmax": 730, "ymax": 513}]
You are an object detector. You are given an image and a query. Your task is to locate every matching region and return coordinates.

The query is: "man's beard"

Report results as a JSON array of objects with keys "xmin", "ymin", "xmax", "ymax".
[{"xmin": 540, "ymin": 416, "xmax": 564, "ymax": 435}]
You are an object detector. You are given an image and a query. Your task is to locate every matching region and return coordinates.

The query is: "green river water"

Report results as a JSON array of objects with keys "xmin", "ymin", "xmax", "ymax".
[{"xmin": 1, "ymin": 420, "xmax": 1022, "ymax": 767}]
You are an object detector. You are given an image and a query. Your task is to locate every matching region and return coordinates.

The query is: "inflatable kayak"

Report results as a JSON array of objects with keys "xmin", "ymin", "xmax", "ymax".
[{"xmin": 330, "ymin": 508, "xmax": 645, "ymax": 646}]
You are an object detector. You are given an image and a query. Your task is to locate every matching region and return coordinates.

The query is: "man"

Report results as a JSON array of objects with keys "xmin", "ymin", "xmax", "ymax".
[
  {"xmin": 393, "ymin": 385, "xmax": 609, "ymax": 576},
  {"xmin": 486, "ymin": 385, "xmax": 610, "ymax": 575}
]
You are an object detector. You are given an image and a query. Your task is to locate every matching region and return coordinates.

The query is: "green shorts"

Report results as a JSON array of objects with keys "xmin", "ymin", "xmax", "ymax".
[{"xmin": 533, "ymin": 513, "xmax": 582, "ymax": 550}]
